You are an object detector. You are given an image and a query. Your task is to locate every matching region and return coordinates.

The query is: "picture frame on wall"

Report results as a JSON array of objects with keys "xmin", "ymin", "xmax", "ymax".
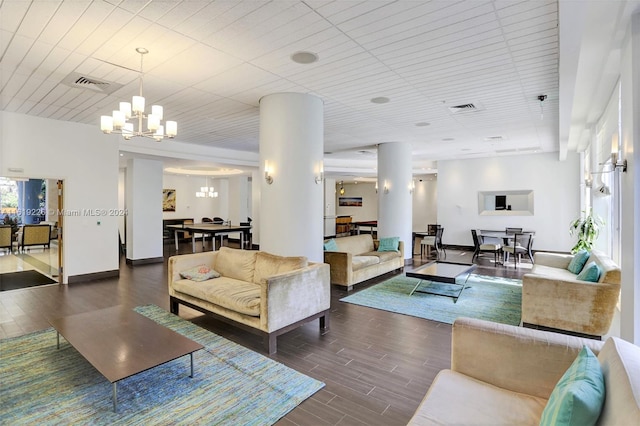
[
  {"xmin": 339, "ymin": 197, "xmax": 362, "ymax": 207},
  {"xmin": 163, "ymin": 189, "xmax": 176, "ymax": 212}
]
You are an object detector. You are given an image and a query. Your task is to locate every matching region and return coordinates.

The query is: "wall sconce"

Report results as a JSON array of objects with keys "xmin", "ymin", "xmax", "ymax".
[
  {"xmin": 383, "ymin": 180, "xmax": 389, "ymax": 194},
  {"xmin": 315, "ymin": 163, "xmax": 324, "ymax": 184},
  {"xmin": 409, "ymin": 180, "xmax": 415, "ymax": 194},
  {"xmin": 339, "ymin": 180, "xmax": 345, "ymax": 195},
  {"xmin": 264, "ymin": 161, "xmax": 273, "ymax": 184},
  {"xmin": 611, "ymin": 134, "xmax": 627, "ymax": 172},
  {"xmin": 375, "ymin": 181, "xmax": 378, "ymax": 194},
  {"xmin": 585, "ymin": 176, "xmax": 593, "ymax": 188}
]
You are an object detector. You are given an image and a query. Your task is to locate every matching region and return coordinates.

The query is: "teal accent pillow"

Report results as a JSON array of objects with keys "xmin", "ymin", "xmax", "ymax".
[
  {"xmin": 378, "ymin": 236, "xmax": 399, "ymax": 252},
  {"xmin": 323, "ymin": 239, "xmax": 338, "ymax": 251},
  {"xmin": 179, "ymin": 265, "xmax": 220, "ymax": 282},
  {"xmin": 567, "ymin": 250, "xmax": 590, "ymax": 274},
  {"xmin": 540, "ymin": 346, "xmax": 605, "ymax": 426},
  {"xmin": 576, "ymin": 261, "xmax": 601, "ymax": 282}
]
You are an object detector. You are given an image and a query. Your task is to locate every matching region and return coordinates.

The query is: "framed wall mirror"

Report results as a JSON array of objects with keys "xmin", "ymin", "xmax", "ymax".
[{"xmin": 478, "ymin": 190, "xmax": 534, "ymax": 216}]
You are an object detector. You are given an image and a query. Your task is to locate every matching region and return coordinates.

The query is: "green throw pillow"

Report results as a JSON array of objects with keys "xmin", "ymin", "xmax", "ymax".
[
  {"xmin": 323, "ymin": 239, "xmax": 338, "ymax": 251},
  {"xmin": 539, "ymin": 346, "xmax": 605, "ymax": 426},
  {"xmin": 378, "ymin": 236, "xmax": 399, "ymax": 252},
  {"xmin": 179, "ymin": 265, "xmax": 220, "ymax": 282},
  {"xmin": 576, "ymin": 261, "xmax": 601, "ymax": 282},
  {"xmin": 567, "ymin": 250, "xmax": 590, "ymax": 274}
]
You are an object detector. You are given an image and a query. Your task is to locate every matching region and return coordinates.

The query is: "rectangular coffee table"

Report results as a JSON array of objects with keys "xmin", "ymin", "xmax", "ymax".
[
  {"xmin": 49, "ymin": 306, "xmax": 203, "ymax": 412},
  {"xmin": 406, "ymin": 261, "xmax": 477, "ymax": 303}
]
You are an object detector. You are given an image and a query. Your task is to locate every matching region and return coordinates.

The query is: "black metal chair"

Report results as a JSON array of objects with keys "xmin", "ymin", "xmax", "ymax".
[
  {"xmin": 240, "ymin": 221, "xmax": 252, "ymax": 249},
  {"xmin": 421, "ymin": 227, "xmax": 446, "ymax": 259},
  {"xmin": 202, "ymin": 217, "xmax": 213, "ymax": 223}
]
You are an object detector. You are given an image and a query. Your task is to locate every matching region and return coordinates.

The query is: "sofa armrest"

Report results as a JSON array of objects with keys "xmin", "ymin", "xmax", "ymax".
[
  {"xmin": 522, "ymin": 273, "xmax": 621, "ymax": 335},
  {"xmin": 168, "ymin": 252, "xmax": 218, "ymax": 294},
  {"xmin": 261, "ymin": 262, "xmax": 331, "ymax": 331},
  {"xmin": 533, "ymin": 252, "xmax": 573, "ymax": 269},
  {"xmin": 451, "ymin": 317, "xmax": 604, "ymax": 399},
  {"xmin": 323, "ymin": 251, "xmax": 353, "ymax": 285}
]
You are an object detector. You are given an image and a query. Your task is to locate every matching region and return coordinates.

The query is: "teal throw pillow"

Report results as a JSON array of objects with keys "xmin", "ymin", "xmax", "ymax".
[
  {"xmin": 179, "ymin": 265, "xmax": 220, "ymax": 282},
  {"xmin": 323, "ymin": 239, "xmax": 338, "ymax": 251},
  {"xmin": 378, "ymin": 236, "xmax": 399, "ymax": 252},
  {"xmin": 539, "ymin": 346, "xmax": 605, "ymax": 426},
  {"xmin": 567, "ymin": 250, "xmax": 590, "ymax": 274},
  {"xmin": 576, "ymin": 261, "xmax": 601, "ymax": 282}
]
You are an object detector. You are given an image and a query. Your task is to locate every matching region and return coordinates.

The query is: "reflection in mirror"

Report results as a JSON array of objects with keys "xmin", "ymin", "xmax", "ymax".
[{"xmin": 478, "ymin": 190, "xmax": 534, "ymax": 216}]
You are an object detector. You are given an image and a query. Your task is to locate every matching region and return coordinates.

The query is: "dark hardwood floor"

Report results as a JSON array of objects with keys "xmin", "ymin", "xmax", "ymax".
[{"xmin": 0, "ymin": 241, "xmax": 529, "ymax": 425}]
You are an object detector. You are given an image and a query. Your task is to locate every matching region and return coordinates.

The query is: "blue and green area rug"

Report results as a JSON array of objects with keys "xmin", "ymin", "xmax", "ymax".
[
  {"xmin": 0, "ymin": 305, "xmax": 324, "ymax": 425},
  {"xmin": 341, "ymin": 274, "xmax": 522, "ymax": 325}
]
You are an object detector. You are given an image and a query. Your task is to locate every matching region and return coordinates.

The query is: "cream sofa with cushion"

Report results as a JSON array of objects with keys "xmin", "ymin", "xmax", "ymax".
[
  {"xmin": 409, "ymin": 317, "xmax": 640, "ymax": 425},
  {"xmin": 522, "ymin": 249, "xmax": 621, "ymax": 338},
  {"xmin": 169, "ymin": 247, "xmax": 330, "ymax": 354},
  {"xmin": 323, "ymin": 234, "xmax": 404, "ymax": 291}
]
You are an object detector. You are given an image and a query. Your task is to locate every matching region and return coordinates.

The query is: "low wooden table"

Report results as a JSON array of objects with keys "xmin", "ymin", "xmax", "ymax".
[
  {"xmin": 48, "ymin": 306, "xmax": 203, "ymax": 412},
  {"xmin": 406, "ymin": 261, "xmax": 477, "ymax": 303}
]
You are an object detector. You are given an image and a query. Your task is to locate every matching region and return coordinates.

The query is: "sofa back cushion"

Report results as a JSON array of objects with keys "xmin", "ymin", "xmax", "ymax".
[
  {"xmin": 596, "ymin": 337, "xmax": 640, "ymax": 425},
  {"xmin": 586, "ymin": 250, "xmax": 621, "ymax": 285},
  {"xmin": 334, "ymin": 234, "xmax": 375, "ymax": 255},
  {"xmin": 215, "ymin": 247, "xmax": 258, "ymax": 282},
  {"xmin": 253, "ymin": 251, "xmax": 308, "ymax": 284}
]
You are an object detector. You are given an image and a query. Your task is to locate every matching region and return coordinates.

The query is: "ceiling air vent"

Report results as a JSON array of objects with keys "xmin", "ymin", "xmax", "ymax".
[
  {"xmin": 62, "ymin": 72, "xmax": 123, "ymax": 95},
  {"xmin": 447, "ymin": 102, "xmax": 483, "ymax": 114},
  {"xmin": 484, "ymin": 136, "xmax": 504, "ymax": 142}
]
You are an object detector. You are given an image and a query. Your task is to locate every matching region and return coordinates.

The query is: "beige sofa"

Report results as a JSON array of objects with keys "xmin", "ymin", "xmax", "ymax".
[
  {"xmin": 409, "ymin": 317, "xmax": 640, "ymax": 425},
  {"xmin": 522, "ymin": 249, "xmax": 621, "ymax": 338},
  {"xmin": 323, "ymin": 234, "xmax": 404, "ymax": 291},
  {"xmin": 168, "ymin": 247, "xmax": 331, "ymax": 354}
]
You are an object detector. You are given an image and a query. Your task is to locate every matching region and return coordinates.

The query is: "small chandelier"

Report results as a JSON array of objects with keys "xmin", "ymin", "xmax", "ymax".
[
  {"xmin": 100, "ymin": 47, "xmax": 177, "ymax": 141},
  {"xmin": 196, "ymin": 178, "xmax": 218, "ymax": 198}
]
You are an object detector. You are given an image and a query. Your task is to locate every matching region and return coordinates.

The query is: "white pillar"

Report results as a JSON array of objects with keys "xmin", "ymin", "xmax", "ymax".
[
  {"xmin": 619, "ymin": 12, "xmax": 640, "ymax": 344},
  {"xmin": 259, "ymin": 93, "xmax": 324, "ymax": 262},
  {"xmin": 125, "ymin": 158, "xmax": 163, "ymax": 264},
  {"xmin": 378, "ymin": 142, "xmax": 413, "ymax": 261}
]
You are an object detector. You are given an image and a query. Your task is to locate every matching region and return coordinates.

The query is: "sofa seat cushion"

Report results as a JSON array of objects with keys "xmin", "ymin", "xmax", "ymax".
[
  {"xmin": 214, "ymin": 247, "xmax": 257, "ymax": 282},
  {"xmin": 172, "ymin": 276, "xmax": 261, "ymax": 316},
  {"xmin": 253, "ymin": 251, "xmax": 308, "ymax": 284},
  {"xmin": 409, "ymin": 370, "xmax": 547, "ymax": 425},
  {"xmin": 531, "ymin": 264, "xmax": 578, "ymax": 280},
  {"xmin": 361, "ymin": 250, "xmax": 400, "ymax": 263},
  {"xmin": 352, "ymin": 255, "xmax": 380, "ymax": 271}
]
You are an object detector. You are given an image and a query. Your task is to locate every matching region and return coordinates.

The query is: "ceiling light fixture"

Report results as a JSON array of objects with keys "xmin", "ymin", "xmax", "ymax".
[
  {"xmin": 100, "ymin": 48, "xmax": 177, "ymax": 141},
  {"xmin": 339, "ymin": 180, "xmax": 345, "ymax": 196},
  {"xmin": 291, "ymin": 51, "xmax": 318, "ymax": 64},
  {"xmin": 196, "ymin": 177, "xmax": 218, "ymax": 198}
]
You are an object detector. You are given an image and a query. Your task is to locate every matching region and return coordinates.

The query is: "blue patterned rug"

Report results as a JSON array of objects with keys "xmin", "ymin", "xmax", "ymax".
[
  {"xmin": 0, "ymin": 305, "xmax": 324, "ymax": 425},
  {"xmin": 341, "ymin": 274, "xmax": 522, "ymax": 325}
]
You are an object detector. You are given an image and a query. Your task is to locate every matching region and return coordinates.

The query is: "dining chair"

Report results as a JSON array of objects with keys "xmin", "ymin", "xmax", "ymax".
[
  {"xmin": 202, "ymin": 217, "xmax": 213, "ymax": 223},
  {"xmin": 240, "ymin": 221, "xmax": 252, "ymax": 249},
  {"xmin": 427, "ymin": 224, "xmax": 440, "ymax": 235},
  {"xmin": 502, "ymin": 232, "xmax": 535, "ymax": 267},
  {"xmin": 471, "ymin": 229, "xmax": 502, "ymax": 264},
  {"xmin": 421, "ymin": 227, "xmax": 446, "ymax": 259},
  {"xmin": 0, "ymin": 225, "xmax": 12, "ymax": 253}
]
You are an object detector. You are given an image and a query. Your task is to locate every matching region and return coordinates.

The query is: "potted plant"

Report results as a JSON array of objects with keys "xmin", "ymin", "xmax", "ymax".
[{"xmin": 569, "ymin": 209, "xmax": 604, "ymax": 253}]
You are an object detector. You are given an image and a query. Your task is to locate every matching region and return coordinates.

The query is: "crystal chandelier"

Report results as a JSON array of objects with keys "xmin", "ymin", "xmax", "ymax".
[{"xmin": 100, "ymin": 48, "xmax": 177, "ymax": 141}]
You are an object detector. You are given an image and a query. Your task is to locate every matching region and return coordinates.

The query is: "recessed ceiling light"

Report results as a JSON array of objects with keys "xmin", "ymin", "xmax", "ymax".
[
  {"xmin": 370, "ymin": 97, "xmax": 390, "ymax": 104},
  {"xmin": 442, "ymin": 138, "xmax": 455, "ymax": 141},
  {"xmin": 415, "ymin": 122, "xmax": 430, "ymax": 127},
  {"xmin": 291, "ymin": 51, "xmax": 318, "ymax": 64},
  {"xmin": 119, "ymin": 153, "xmax": 124, "ymax": 157}
]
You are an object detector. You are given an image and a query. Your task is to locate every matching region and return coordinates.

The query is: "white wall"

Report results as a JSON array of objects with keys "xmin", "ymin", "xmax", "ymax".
[
  {"xmin": 437, "ymin": 152, "xmax": 580, "ymax": 252},
  {"xmin": 0, "ymin": 112, "xmax": 119, "ymax": 282},
  {"xmin": 161, "ymin": 174, "xmax": 229, "ymax": 222},
  {"xmin": 335, "ymin": 182, "xmax": 377, "ymax": 221},
  {"xmin": 412, "ymin": 175, "xmax": 437, "ymax": 230}
]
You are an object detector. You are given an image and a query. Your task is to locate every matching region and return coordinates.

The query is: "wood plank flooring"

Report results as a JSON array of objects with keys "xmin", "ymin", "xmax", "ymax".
[{"xmin": 0, "ymin": 243, "xmax": 528, "ymax": 425}]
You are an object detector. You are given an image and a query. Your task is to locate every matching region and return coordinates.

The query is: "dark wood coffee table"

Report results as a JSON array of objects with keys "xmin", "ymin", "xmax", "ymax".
[
  {"xmin": 406, "ymin": 261, "xmax": 477, "ymax": 303},
  {"xmin": 49, "ymin": 306, "xmax": 203, "ymax": 412}
]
